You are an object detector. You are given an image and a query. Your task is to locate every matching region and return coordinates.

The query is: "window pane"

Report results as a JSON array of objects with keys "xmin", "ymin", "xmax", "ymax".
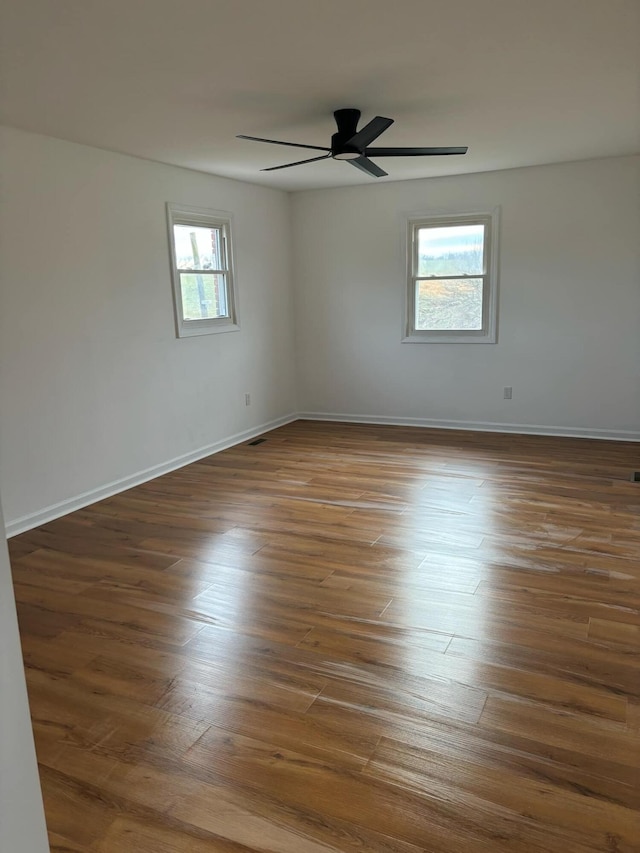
[
  {"xmin": 418, "ymin": 224, "xmax": 484, "ymax": 277},
  {"xmin": 416, "ymin": 278, "xmax": 484, "ymax": 330},
  {"xmin": 174, "ymin": 224, "xmax": 224, "ymax": 271},
  {"xmin": 180, "ymin": 273, "xmax": 229, "ymax": 320}
]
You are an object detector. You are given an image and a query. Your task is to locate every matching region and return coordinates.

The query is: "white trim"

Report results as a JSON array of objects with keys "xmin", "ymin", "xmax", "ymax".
[
  {"xmin": 166, "ymin": 203, "xmax": 240, "ymax": 338},
  {"xmin": 5, "ymin": 414, "xmax": 297, "ymax": 538},
  {"xmin": 296, "ymin": 412, "xmax": 640, "ymax": 443},
  {"xmin": 402, "ymin": 207, "xmax": 500, "ymax": 344},
  {"xmin": 7, "ymin": 410, "xmax": 637, "ymax": 537}
]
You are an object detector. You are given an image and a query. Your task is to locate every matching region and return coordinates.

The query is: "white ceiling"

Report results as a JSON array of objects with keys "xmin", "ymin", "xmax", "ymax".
[{"xmin": 1, "ymin": 0, "xmax": 639, "ymax": 192}]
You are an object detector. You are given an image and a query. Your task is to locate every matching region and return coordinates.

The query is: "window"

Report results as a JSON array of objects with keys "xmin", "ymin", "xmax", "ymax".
[
  {"xmin": 167, "ymin": 203, "xmax": 238, "ymax": 338},
  {"xmin": 404, "ymin": 210, "xmax": 499, "ymax": 343}
]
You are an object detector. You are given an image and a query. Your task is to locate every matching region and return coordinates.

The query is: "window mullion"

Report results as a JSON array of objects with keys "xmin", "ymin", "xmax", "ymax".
[
  {"xmin": 414, "ymin": 274, "xmax": 485, "ymax": 283},
  {"xmin": 177, "ymin": 268, "xmax": 226, "ymax": 276},
  {"xmin": 414, "ymin": 274, "xmax": 488, "ymax": 282}
]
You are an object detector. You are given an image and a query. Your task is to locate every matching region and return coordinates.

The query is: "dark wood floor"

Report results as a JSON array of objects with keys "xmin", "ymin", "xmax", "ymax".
[{"xmin": 9, "ymin": 420, "xmax": 640, "ymax": 852}]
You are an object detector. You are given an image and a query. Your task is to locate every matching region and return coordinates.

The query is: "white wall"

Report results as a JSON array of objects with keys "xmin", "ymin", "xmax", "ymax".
[
  {"xmin": 0, "ymin": 127, "xmax": 297, "ymax": 530},
  {"xmin": 292, "ymin": 156, "xmax": 640, "ymax": 438},
  {"xmin": 1, "ymin": 135, "xmax": 638, "ymax": 533},
  {"xmin": 0, "ymin": 495, "xmax": 49, "ymax": 853}
]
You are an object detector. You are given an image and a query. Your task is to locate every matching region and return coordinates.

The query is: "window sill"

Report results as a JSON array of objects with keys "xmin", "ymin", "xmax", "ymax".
[
  {"xmin": 177, "ymin": 321, "xmax": 240, "ymax": 339},
  {"xmin": 402, "ymin": 331, "xmax": 496, "ymax": 344}
]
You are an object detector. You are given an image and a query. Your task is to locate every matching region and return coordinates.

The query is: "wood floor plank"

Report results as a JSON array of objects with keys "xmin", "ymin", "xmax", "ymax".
[
  {"xmin": 362, "ymin": 713, "xmax": 640, "ymax": 812},
  {"xmin": 364, "ymin": 735, "xmax": 640, "ymax": 850},
  {"xmin": 479, "ymin": 695, "xmax": 639, "ymax": 768},
  {"xmin": 589, "ymin": 617, "xmax": 640, "ymax": 647},
  {"xmin": 447, "ymin": 632, "xmax": 638, "ymax": 697},
  {"xmin": 8, "ymin": 420, "xmax": 640, "ymax": 851}
]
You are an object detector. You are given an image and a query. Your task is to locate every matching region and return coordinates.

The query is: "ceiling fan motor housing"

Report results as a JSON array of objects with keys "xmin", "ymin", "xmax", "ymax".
[{"xmin": 331, "ymin": 108, "xmax": 362, "ymax": 159}]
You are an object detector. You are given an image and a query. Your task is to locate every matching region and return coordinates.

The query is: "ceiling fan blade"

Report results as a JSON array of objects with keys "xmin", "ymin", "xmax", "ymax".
[
  {"xmin": 347, "ymin": 116, "xmax": 394, "ymax": 149},
  {"xmin": 237, "ymin": 135, "xmax": 330, "ymax": 153},
  {"xmin": 365, "ymin": 146, "xmax": 468, "ymax": 157},
  {"xmin": 261, "ymin": 153, "xmax": 331, "ymax": 172},
  {"xmin": 348, "ymin": 156, "xmax": 388, "ymax": 178}
]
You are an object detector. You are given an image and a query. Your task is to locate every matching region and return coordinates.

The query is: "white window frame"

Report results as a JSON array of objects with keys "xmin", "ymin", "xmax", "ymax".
[
  {"xmin": 403, "ymin": 208, "xmax": 499, "ymax": 344},
  {"xmin": 166, "ymin": 203, "xmax": 239, "ymax": 338}
]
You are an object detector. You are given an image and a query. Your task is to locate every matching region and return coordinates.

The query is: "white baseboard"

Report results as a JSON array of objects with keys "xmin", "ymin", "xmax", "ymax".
[
  {"xmin": 5, "ymin": 414, "xmax": 297, "ymax": 538},
  {"xmin": 297, "ymin": 411, "xmax": 640, "ymax": 442},
  {"xmin": 6, "ymin": 409, "xmax": 638, "ymax": 537}
]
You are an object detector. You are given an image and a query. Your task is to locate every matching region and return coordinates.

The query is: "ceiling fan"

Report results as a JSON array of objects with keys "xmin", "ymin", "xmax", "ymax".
[{"xmin": 238, "ymin": 108, "xmax": 468, "ymax": 178}]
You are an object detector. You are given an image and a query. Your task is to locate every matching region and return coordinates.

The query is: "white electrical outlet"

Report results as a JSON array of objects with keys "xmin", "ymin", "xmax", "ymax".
[
  {"xmin": 503, "ymin": 386, "xmax": 513, "ymax": 400},
  {"xmin": 245, "ymin": 393, "xmax": 251, "ymax": 406}
]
